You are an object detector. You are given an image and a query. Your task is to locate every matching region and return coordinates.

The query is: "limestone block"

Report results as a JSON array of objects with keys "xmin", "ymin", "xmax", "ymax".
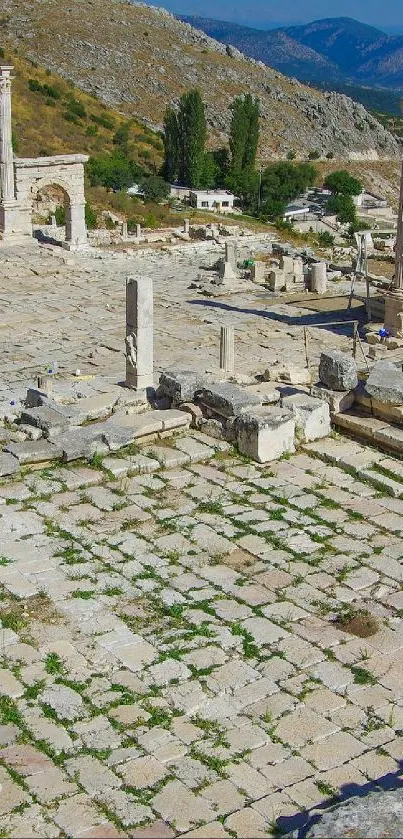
[
  {"xmin": 0, "ymin": 452, "xmax": 19, "ymax": 477},
  {"xmin": 319, "ymin": 350, "xmax": 358, "ymax": 392},
  {"xmin": 264, "ymin": 363, "xmax": 311, "ymax": 386},
  {"xmin": 311, "ymin": 383, "xmax": 355, "ymax": 414},
  {"xmin": 281, "ymin": 393, "xmax": 330, "ymax": 442},
  {"xmin": 236, "ymin": 407, "xmax": 295, "ymax": 464},
  {"xmin": 159, "ymin": 371, "xmax": 207, "ymax": 406},
  {"xmin": 20, "ymin": 405, "xmax": 73, "ymax": 435},
  {"xmin": 218, "ymin": 261, "xmax": 237, "ymax": 285},
  {"xmin": 58, "ymin": 427, "xmax": 108, "ymax": 462},
  {"xmin": 251, "ymin": 261, "xmax": 266, "ymax": 283},
  {"xmin": 268, "ymin": 269, "xmax": 285, "ymax": 292},
  {"xmin": 3, "ymin": 440, "xmax": 63, "ymax": 464},
  {"xmin": 280, "ymin": 255, "xmax": 294, "ymax": 274},
  {"xmin": 366, "ymin": 360, "xmax": 403, "ymax": 406},
  {"xmin": 199, "ymin": 383, "xmax": 261, "ymax": 418}
]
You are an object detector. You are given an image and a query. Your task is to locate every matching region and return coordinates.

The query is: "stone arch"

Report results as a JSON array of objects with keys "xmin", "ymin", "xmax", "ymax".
[{"xmin": 13, "ymin": 156, "xmax": 88, "ymax": 249}]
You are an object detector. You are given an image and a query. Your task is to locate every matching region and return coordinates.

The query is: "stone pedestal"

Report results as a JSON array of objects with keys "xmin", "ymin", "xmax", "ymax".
[
  {"xmin": 310, "ymin": 262, "xmax": 327, "ymax": 294},
  {"xmin": 218, "ymin": 261, "xmax": 237, "ymax": 286},
  {"xmin": 384, "ymin": 290, "xmax": 403, "ymax": 338},
  {"xmin": 220, "ymin": 325, "xmax": 235, "ymax": 375},
  {"xmin": 125, "ymin": 276, "xmax": 154, "ymax": 391},
  {"xmin": 225, "ymin": 241, "xmax": 237, "ymax": 270}
]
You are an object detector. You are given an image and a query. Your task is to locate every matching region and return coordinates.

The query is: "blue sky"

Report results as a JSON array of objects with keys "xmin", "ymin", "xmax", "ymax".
[{"xmin": 148, "ymin": 0, "xmax": 402, "ymax": 31}]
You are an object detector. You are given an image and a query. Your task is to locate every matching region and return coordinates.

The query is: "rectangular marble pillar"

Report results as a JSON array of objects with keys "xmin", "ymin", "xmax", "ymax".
[
  {"xmin": 220, "ymin": 325, "xmax": 235, "ymax": 374},
  {"xmin": 225, "ymin": 241, "xmax": 237, "ymax": 270},
  {"xmin": 122, "ymin": 220, "xmax": 128, "ymax": 241},
  {"xmin": 183, "ymin": 218, "xmax": 190, "ymax": 234},
  {"xmin": 125, "ymin": 276, "xmax": 154, "ymax": 391}
]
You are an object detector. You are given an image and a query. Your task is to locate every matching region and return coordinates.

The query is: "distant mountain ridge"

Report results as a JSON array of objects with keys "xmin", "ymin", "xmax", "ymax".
[{"xmin": 180, "ymin": 15, "xmax": 403, "ymax": 91}]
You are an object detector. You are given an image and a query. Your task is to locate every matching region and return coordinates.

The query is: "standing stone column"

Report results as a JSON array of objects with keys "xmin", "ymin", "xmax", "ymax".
[
  {"xmin": 225, "ymin": 241, "xmax": 237, "ymax": 270},
  {"xmin": 135, "ymin": 223, "xmax": 141, "ymax": 239},
  {"xmin": 384, "ymin": 158, "xmax": 403, "ymax": 336},
  {"xmin": 0, "ymin": 66, "xmax": 15, "ymax": 203},
  {"xmin": 183, "ymin": 218, "xmax": 190, "ymax": 235},
  {"xmin": 310, "ymin": 262, "xmax": 327, "ymax": 294},
  {"xmin": 122, "ymin": 220, "xmax": 128, "ymax": 241},
  {"xmin": 394, "ymin": 158, "xmax": 403, "ymax": 291},
  {"xmin": 220, "ymin": 325, "xmax": 235, "ymax": 375},
  {"xmin": 125, "ymin": 276, "xmax": 154, "ymax": 391}
]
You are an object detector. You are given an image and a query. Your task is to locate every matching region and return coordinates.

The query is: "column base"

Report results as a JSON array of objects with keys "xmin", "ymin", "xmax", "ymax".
[{"xmin": 384, "ymin": 289, "xmax": 403, "ymax": 337}]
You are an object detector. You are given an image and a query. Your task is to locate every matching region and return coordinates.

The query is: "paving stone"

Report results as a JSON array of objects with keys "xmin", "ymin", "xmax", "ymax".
[
  {"xmin": 25, "ymin": 766, "xmax": 78, "ymax": 803},
  {"xmin": 1, "ymin": 744, "xmax": 54, "ymax": 776},
  {"xmin": 200, "ymin": 780, "xmax": 246, "ymax": 815},
  {"xmin": 226, "ymin": 762, "xmax": 269, "ymax": 798},
  {"xmin": 181, "ymin": 823, "xmax": 231, "ymax": 838},
  {"xmin": 152, "ymin": 779, "xmax": 216, "ymax": 832},
  {"xmin": 117, "ymin": 756, "xmax": 168, "ymax": 789},
  {"xmin": 224, "ymin": 807, "xmax": 272, "ymax": 838},
  {"xmin": 301, "ymin": 732, "xmax": 366, "ymax": 770},
  {"xmin": 0, "ymin": 765, "xmax": 30, "ymax": 815},
  {"xmin": 0, "ymin": 668, "xmax": 24, "ymax": 698},
  {"xmin": 65, "ymin": 756, "xmax": 121, "ymax": 794},
  {"xmin": 129, "ymin": 822, "xmax": 175, "ymax": 839},
  {"xmin": 96, "ymin": 789, "xmax": 152, "ymax": 828},
  {"xmin": 52, "ymin": 793, "xmax": 113, "ymax": 837},
  {"xmin": 41, "ymin": 683, "xmax": 85, "ymax": 721}
]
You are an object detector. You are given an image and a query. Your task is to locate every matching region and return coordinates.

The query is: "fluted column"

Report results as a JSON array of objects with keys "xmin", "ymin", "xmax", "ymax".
[
  {"xmin": 0, "ymin": 66, "xmax": 16, "ymax": 202},
  {"xmin": 394, "ymin": 158, "xmax": 403, "ymax": 290},
  {"xmin": 220, "ymin": 325, "xmax": 235, "ymax": 375}
]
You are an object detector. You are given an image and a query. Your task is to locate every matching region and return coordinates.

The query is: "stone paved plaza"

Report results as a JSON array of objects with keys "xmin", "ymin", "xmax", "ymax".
[{"xmin": 1, "ymin": 241, "xmax": 403, "ymax": 838}]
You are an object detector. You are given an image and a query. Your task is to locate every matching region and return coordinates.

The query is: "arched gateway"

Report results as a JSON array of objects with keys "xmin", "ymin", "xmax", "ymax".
[{"xmin": 0, "ymin": 65, "xmax": 88, "ymax": 249}]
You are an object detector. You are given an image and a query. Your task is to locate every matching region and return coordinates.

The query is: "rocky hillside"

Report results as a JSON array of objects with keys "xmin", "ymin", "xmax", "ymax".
[
  {"xmin": 0, "ymin": 0, "xmax": 399, "ymax": 162},
  {"xmin": 0, "ymin": 49, "xmax": 162, "ymax": 165}
]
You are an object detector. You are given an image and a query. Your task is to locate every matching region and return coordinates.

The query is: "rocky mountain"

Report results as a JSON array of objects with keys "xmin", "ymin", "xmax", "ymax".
[
  {"xmin": 181, "ymin": 15, "xmax": 403, "ymax": 91},
  {"xmin": 0, "ymin": 0, "xmax": 399, "ymax": 161}
]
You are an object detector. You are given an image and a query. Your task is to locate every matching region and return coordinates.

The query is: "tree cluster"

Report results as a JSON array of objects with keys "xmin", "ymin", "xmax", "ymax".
[
  {"xmin": 162, "ymin": 90, "xmax": 260, "ymax": 196},
  {"xmin": 324, "ymin": 169, "xmax": 363, "ymax": 230},
  {"xmin": 259, "ymin": 162, "xmax": 317, "ymax": 220}
]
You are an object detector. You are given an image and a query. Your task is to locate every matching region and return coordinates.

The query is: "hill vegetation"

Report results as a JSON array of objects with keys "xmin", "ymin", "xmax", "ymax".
[{"xmin": 0, "ymin": 0, "xmax": 398, "ymax": 162}]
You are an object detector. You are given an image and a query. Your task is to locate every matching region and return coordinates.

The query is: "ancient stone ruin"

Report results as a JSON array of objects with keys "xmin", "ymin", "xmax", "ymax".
[{"xmin": 0, "ymin": 65, "xmax": 88, "ymax": 249}]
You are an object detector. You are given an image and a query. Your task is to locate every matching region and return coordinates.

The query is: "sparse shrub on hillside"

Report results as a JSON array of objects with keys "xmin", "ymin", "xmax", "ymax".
[
  {"xmin": 66, "ymin": 97, "xmax": 86, "ymax": 119},
  {"xmin": 308, "ymin": 150, "xmax": 320, "ymax": 160},
  {"xmin": 90, "ymin": 113, "xmax": 115, "ymax": 130},
  {"xmin": 317, "ymin": 231, "xmax": 335, "ymax": 246},
  {"xmin": 28, "ymin": 78, "xmax": 61, "ymax": 99}
]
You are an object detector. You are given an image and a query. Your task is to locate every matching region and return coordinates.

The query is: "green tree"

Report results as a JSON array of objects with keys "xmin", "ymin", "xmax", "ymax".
[
  {"xmin": 324, "ymin": 170, "xmax": 362, "ymax": 196},
  {"xmin": 212, "ymin": 147, "xmax": 230, "ymax": 185},
  {"xmin": 259, "ymin": 161, "xmax": 316, "ymax": 219},
  {"xmin": 139, "ymin": 175, "xmax": 170, "ymax": 202},
  {"xmin": 229, "ymin": 94, "xmax": 260, "ymax": 177},
  {"xmin": 327, "ymin": 194, "xmax": 357, "ymax": 225},
  {"xmin": 162, "ymin": 107, "xmax": 180, "ymax": 183},
  {"xmin": 177, "ymin": 89, "xmax": 207, "ymax": 188}
]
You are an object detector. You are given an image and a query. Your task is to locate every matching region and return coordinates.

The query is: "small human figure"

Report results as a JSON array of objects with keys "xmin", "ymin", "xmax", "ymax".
[{"xmin": 125, "ymin": 332, "xmax": 137, "ymax": 371}]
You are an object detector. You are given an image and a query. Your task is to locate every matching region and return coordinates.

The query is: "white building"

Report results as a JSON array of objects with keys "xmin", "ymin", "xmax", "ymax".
[{"xmin": 189, "ymin": 189, "xmax": 236, "ymax": 214}]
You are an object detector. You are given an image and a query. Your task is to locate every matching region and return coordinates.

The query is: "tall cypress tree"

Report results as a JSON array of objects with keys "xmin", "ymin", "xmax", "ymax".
[
  {"xmin": 162, "ymin": 106, "xmax": 179, "ymax": 183},
  {"xmin": 177, "ymin": 89, "xmax": 207, "ymax": 188},
  {"xmin": 229, "ymin": 94, "xmax": 260, "ymax": 175}
]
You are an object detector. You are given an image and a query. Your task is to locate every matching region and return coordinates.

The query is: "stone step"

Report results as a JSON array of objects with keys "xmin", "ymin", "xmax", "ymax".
[{"xmin": 358, "ymin": 468, "xmax": 403, "ymax": 497}]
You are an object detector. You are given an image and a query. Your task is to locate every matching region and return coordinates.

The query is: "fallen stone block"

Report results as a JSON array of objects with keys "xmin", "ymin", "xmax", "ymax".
[
  {"xmin": 264, "ymin": 364, "xmax": 311, "ymax": 386},
  {"xmin": 0, "ymin": 452, "xmax": 19, "ymax": 477},
  {"xmin": 67, "ymin": 392, "xmax": 120, "ymax": 423},
  {"xmin": 366, "ymin": 360, "xmax": 403, "ymax": 405},
  {"xmin": 319, "ymin": 350, "xmax": 358, "ymax": 391},
  {"xmin": 311, "ymin": 383, "xmax": 355, "ymax": 414},
  {"xmin": 58, "ymin": 427, "xmax": 108, "ymax": 462},
  {"xmin": 281, "ymin": 393, "xmax": 330, "ymax": 442},
  {"xmin": 3, "ymin": 440, "xmax": 63, "ymax": 465},
  {"xmin": 21, "ymin": 405, "xmax": 73, "ymax": 436},
  {"xmin": 199, "ymin": 382, "xmax": 261, "ymax": 418},
  {"xmin": 159, "ymin": 371, "xmax": 207, "ymax": 406},
  {"xmin": 179, "ymin": 402, "xmax": 203, "ymax": 429},
  {"xmin": 236, "ymin": 407, "xmax": 295, "ymax": 463}
]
